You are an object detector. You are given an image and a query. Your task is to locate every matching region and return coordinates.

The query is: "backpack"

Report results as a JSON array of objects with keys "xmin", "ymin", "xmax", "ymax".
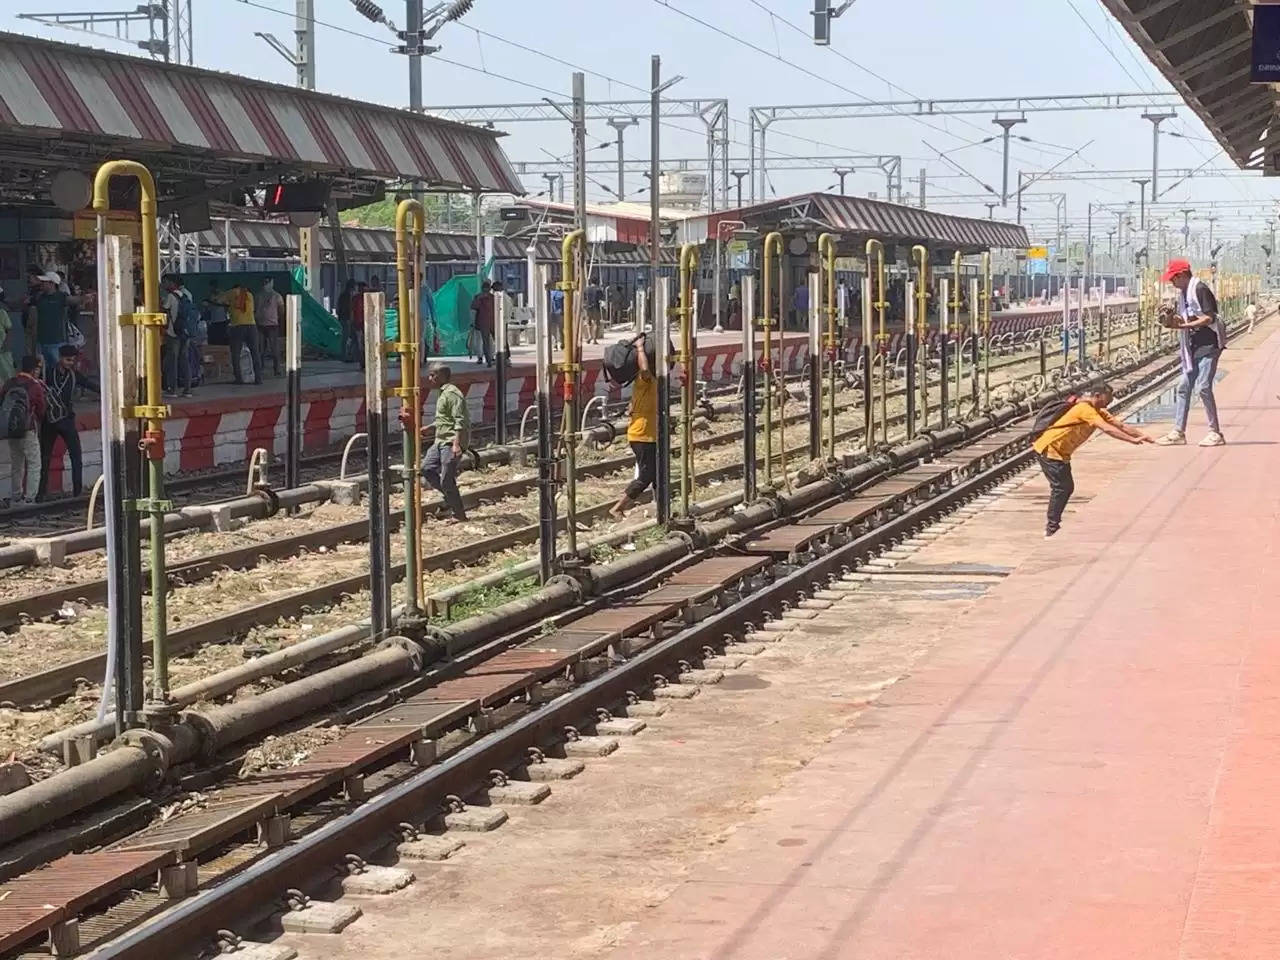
[
  {"xmin": 0, "ymin": 383, "xmax": 30, "ymax": 439},
  {"xmin": 602, "ymin": 334, "xmax": 666, "ymax": 388},
  {"xmin": 1030, "ymin": 395, "xmax": 1078, "ymax": 443},
  {"xmin": 175, "ymin": 294, "xmax": 201, "ymax": 339}
]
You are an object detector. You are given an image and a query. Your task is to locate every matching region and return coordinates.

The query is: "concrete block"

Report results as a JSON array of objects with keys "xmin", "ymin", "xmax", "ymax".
[
  {"xmin": 595, "ymin": 717, "xmax": 646, "ymax": 736},
  {"xmin": 653, "ymin": 684, "xmax": 700, "ymax": 699},
  {"xmin": 485, "ymin": 780, "xmax": 551, "ymax": 805},
  {"xmin": 0, "ymin": 761, "xmax": 30, "ymax": 796},
  {"xmin": 812, "ymin": 590, "xmax": 847, "ymax": 602},
  {"xmin": 702, "ymin": 655, "xmax": 746, "ymax": 670},
  {"xmin": 205, "ymin": 504, "xmax": 234, "ymax": 532},
  {"xmin": 678, "ymin": 668, "xmax": 723, "ymax": 685},
  {"xmin": 863, "ymin": 557, "xmax": 896, "ymax": 569},
  {"xmin": 902, "ymin": 538, "xmax": 931, "ymax": 546},
  {"xmin": 724, "ymin": 642, "xmax": 766, "ymax": 656},
  {"xmin": 343, "ymin": 774, "xmax": 366, "ymax": 802},
  {"xmin": 279, "ymin": 902, "xmax": 362, "ymax": 934},
  {"xmin": 841, "ymin": 572, "xmax": 873, "ymax": 582},
  {"xmin": 522, "ymin": 758, "xmax": 585, "ymax": 781},
  {"xmin": 397, "ymin": 835, "xmax": 465, "ymax": 861},
  {"xmin": 318, "ymin": 479, "xmax": 362, "ymax": 506},
  {"xmin": 49, "ymin": 918, "xmax": 79, "ymax": 957},
  {"xmin": 622, "ymin": 700, "xmax": 669, "ymax": 717},
  {"xmin": 781, "ymin": 608, "xmax": 819, "ymax": 620},
  {"xmin": 443, "ymin": 807, "xmax": 508, "ymax": 832},
  {"xmin": 26, "ymin": 538, "xmax": 66, "ymax": 567},
  {"xmin": 753, "ymin": 619, "xmax": 796, "ymax": 633},
  {"xmin": 410, "ymin": 738, "xmax": 437, "ymax": 767},
  {"xmin": 883, "ymin": 549, "xmax": 914, "ymax": 560},
  {"xmin": 222, "ymin": 946, "xmax": 296, "ymax": 960},
  {"xmin": 563, "ymin": 735, "xmax": 618, "ymax": 758},
  {"xmin": 159, "ymin": 861, "xmax": 198, "ymax": 898},
  {"xmin": 341, "ymin": 865, "xmax": 415, "ymax": 895},
  {"xmin": 257, "ymin": 814, "xmax": 291, "ymax": 848},
  {"xmin": 797, "ymin": 598, "xmax": 833, "ymax": 610}
]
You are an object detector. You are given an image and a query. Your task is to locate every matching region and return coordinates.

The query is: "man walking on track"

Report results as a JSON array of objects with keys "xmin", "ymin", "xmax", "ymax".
[
  {"xmin": 1154, "ymin": 258, "xmax": 1228, "ymax": 447},
  {"xmin": 610, "ymin": 332, "xmax": 658, "ymax": 518},
  {"xmin": 422, "ymin": 362, "xmax": 469, "ymax": 522},
  {"xmin": 1031, "ymin": 383, "xmax": 1153, "ymax": 539}
]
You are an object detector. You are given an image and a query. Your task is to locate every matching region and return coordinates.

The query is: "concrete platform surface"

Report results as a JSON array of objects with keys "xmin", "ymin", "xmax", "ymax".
[{"xmin": 605, "ymin": 328, "xmax": 1280, "ymax": 959}]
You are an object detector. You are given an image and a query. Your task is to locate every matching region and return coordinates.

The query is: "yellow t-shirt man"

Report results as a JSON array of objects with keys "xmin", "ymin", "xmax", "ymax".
[
  {"xmin": 627, "ymin": 371, "xmax": 657, "ymax": 443},
  {"xmin": 1033, "ymin": 400, "xmax": 1120, "ymax": 461},
  {"xmin": 216, "ymin": 288, "xmax": 256, "ymax": 327}
]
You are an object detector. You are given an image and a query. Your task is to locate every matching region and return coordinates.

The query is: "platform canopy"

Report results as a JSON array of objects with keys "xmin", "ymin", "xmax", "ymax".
[
  {"xmin": 1100, "ymin": 0, "xmax": 1276, "ymax": 170},
  {"xmin": 683, "ymin": 192, "xmax": 1028, "ymax": 254},
  {"xmin": 0, "ymin": 30, "xmax": 523, "ymax": 213}
]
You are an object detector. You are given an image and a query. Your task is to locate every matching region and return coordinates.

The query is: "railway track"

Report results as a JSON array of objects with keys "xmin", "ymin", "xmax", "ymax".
[
  {"xmin": 0, "ymin": 321, "xmax": 1137, "ymax": 545},
  {"xmin": 0, "ymin": 328, "xmax": 1115, "ymax": 717},
  {"xmin": 0, "ymin": 312, "xmax": 1226, "ymax": 960}
]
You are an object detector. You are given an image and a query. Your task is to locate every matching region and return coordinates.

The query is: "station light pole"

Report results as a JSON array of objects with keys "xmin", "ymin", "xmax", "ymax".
[
  {"xmin": 730, "ymin": 169, "xmax": 748, "ymax": 206},
  {"xmin": 607, "ymin": 117, "xmax": 639, "ymax": 202},
  {"xmin": 833, "ymin": 167, "xmax": 852, "ymax": 195},
  {"xmin": 1131, "ymin": 178, "xmax": 1150, "ymax": 231},
  {"xmin": 992, "ymin": 116, "xmax": 1027, "ymax": 205}
]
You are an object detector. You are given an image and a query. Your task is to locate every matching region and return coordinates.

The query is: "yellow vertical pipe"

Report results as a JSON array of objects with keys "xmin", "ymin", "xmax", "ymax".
[
  {"xmin": 865, "ymin": 238, "xmax": 887, "ymax": 446},
  {"xmin": 817, "ymin": 233, "xmax": 837, "ymax": 461},
  {"xmin": 678, "ymin": 242, "xmax": 701, "ymax": 516},
  {"xmin": 761, "ymin": 231, "xmax": 783, "ymax": 487},
  {"xmin": 394, "ymin": 199, "xmax": 425, "ymax": 615}
]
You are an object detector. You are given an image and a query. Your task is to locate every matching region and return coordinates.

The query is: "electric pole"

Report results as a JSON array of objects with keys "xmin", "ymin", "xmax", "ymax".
[
  {"xmin": 833, "ymin": 168, "xmax": 851, "ymax": 195},
  {"xmin": 730, "ymin": 170, "xmax": 748, "ymax": 207},
  {"xmin": 1142, "ymin": 110, "xmax": 1177, "ymax": 199},
  {"xmin": 918, "ymin": 167, "xmax": 926, "ymax": 207},
  {"xmin": 1180, "ymin": 207, "xmax": 1194, "ymax": 252},
  {"xmin": 256, "ymin": 0, "xmax": 316, "ymax": 89},
  {"xmin": 1132, "ymin": 178, "xmax": 1150, "ymax": 231},
  {"xmin": 350, "ymin": 0, "xmax": 478, "ymax": 112},
  {"xmin": 20, "ymin": 0, "xmax": 194, "ymax": 63}
]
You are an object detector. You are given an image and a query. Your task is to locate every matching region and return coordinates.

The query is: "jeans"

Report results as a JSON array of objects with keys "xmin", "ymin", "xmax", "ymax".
[
  {"xmin": 163, "ymin": 336, "xmax": 193, "ymax": 393},
  {"xmin": 423, "ymin": 442, "xmax": 466, "ymax": 520},
  {"xmin": 8, "ymin": 431, "xmax": 39, "ymax": 501},
  {"xmin": 1173, "ymin": 351, "xmax": 1221, "ymax": 434},
  {"xmin": 625, "ymin": 441, "xmax": 657, "ymax": 499},
  {"xmin": 39, "ymin": 342, "xmax": 63, "ymax": 372},
  {"xmin": 260, "ymin": 325, "xmax": 281, "ymax": 376},
  {"xmin": 228, "ymin": 325, "xmax": 263, "ymax": 383},
  {"xmin": 39, "ymin": 417, "xmax": 82, "ymax": 496},
  {"xmin": 477, "ymin": 329, "xmax": 494, "ymax": 365},
  {"xmin": 1037, "ymin": 453, "xmax": 1074, "ymax": 531}
]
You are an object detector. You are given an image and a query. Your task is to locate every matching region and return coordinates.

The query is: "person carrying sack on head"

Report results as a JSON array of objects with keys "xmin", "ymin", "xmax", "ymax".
[
  {"xmin": 1153, "ymin": 258, "xmax": 1228, "ymax": 447},
  {"xmin": 610, "ymin": 332, "xmax": 658, "ymax": 519}
]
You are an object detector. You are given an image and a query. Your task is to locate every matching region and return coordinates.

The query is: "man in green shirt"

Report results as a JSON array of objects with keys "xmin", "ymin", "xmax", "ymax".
[
  {"xmin": 423, "ymin": 362, "xmax": 469, "ymax": 521},
  {"xmin": 28, "ymin": 273, "xmax": 70, "ymax": 371}
]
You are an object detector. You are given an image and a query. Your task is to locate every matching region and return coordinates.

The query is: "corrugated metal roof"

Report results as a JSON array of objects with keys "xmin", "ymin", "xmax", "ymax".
[
  {"xmin": 1099, "ymin": 1, "xmax": 1274, "ymax": 170},
  {"xmin": 0, "ymin": 30, "xmax": 523, "ymax": 194},
  {"xmin": 194, "ymin": 219, "xmax": 677, "ymax": 264},
  {"xmin": 690, "ymin": 193, "xmax": 1027, "ymax": 251}
]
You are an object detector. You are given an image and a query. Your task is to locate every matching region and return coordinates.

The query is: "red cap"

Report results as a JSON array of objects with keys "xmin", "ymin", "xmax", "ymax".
[{"xmin": 1160, "ymin": 257, "xmax": 1192, "ymax": 282}]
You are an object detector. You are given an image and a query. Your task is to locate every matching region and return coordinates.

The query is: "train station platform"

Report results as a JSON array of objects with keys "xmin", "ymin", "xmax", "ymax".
[{"xmin": 607, "ymin": 326, "xmax": 1280, "ymax": 959}]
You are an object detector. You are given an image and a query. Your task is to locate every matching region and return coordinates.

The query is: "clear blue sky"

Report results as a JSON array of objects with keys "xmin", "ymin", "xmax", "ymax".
[{"xmin": 4, "ymin": 0, "xmax": 1276, "ymax": 247}]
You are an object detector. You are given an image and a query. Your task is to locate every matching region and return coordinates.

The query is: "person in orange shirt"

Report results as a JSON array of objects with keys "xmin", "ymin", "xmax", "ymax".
[{"xmin": 1031, "ymin": 383, "xmax": 1153, "ymax": 538}]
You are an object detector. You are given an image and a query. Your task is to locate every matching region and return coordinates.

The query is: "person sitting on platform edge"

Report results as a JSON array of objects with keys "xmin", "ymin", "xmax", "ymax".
[
  {"xmin": 610, "ymin": 332, "xmax": 658, "ymax": 519},
  {"xmin": 1153, "ymin": 257, "xmax": 1228, "ymax": 447},
  {"xmin": 1032, "ymin": 382, "xmax": 1153, "ymax": 539},
  {"xmin": 421, "ymin": 362, "xmax": 469, "ymax": 522}
]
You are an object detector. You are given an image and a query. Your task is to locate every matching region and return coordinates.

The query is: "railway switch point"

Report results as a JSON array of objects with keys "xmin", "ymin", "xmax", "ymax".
[
  {"xmin": 596, "ymin": 717, "xmax": 648, "ymax": 737},
  {"xmin": 482, "ymin": 780, "xmax": 552, "ymax": 806},
  {"xmin": 442, "ymin": 806, "xmax": 509, "ymax": 832},
  {"xmin": 396, "ymin": 835, "xmax": 465, "ymax": 862},
  {"xmin": 521, "ymin": 758, "xmax": 586, "ymax": 781},
  {"xmin": 277, "ymin": 900, "xmax": 362, "ymax": 935},
  {"xmin": 562, "ymin": 735, "xmax": 620, "ymax": 758},
  {"xmin": 340, "ymin": 865, "xmax": 415, "ymax": 896}
]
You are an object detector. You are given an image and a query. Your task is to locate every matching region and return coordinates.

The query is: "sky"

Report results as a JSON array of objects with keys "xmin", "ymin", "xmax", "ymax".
[{"xmin": 4, "ymin": 0, "xmax": 1278, "ymax": 252}]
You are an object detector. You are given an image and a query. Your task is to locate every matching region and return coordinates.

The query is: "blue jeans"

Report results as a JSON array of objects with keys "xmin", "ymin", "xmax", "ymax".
[
  {"xmin": 39, "ymin": 342, "xmax": 63, "ymax": 372},
  {"xmin": 1173, "ymin": 351, "xmax": 1220, "ymax": 433}
]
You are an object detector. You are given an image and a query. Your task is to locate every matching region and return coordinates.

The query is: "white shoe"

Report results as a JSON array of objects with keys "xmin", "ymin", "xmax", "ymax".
[
  {"xmin": 1154, "ymin": 430, "xmax": 1186, "ymax": 446},
  {"xmin": 1199, "ymin": 431, "xmax": 1225, "ymax": 447}
]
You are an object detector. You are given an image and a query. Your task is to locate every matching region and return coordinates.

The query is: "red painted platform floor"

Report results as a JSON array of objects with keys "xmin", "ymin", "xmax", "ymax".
[{"xmin": 610, "ymin": 328, "xmax": 1280, "ymax": 960}]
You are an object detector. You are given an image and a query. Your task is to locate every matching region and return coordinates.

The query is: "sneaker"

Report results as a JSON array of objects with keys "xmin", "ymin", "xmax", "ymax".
[
  {"xmin": 1199, "ymin": 431, "xmax": 1225, "ymax": 447},
  {"xmin": 1154, "ymin": 430, "xmax": 1186, "ymax": 446},
  {"xmin": 180, "ymin": 390, "xmax": 193, "ymax": 398},
  {"xmin": 1044, "ymin": 524, "xmax": 1060, "ymax": 540}
]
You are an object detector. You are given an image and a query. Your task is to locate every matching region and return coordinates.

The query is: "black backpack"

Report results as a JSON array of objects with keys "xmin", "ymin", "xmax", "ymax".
[
  {"xmin": 1030, "ymin": 395, "xmax": 1078, "ymax": 443},
  {"xmin": 0, "ymin": 383, "xmax": 30, "ymax": 440},
  {"xmin": 602, "ymin": 334, "xmax": 666, "ymax": 387}
]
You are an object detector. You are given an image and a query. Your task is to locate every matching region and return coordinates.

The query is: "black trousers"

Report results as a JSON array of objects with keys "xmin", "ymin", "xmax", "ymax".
[
  {"xmin": 39, "ymin": 418, "xmax": 82, "ymax": 496},
  {"xmin": 625, "ymin": 441, "xmax": 657, "ymax": 499},
  {"xmin": 1037, "ymin": 452, "xmax": 1074, "ymax": 529}
]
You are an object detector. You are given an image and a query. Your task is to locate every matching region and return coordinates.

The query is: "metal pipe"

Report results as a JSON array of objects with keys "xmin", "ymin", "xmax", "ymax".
[
  {"xmin": 904, "ymin": 280, "xmax": 917, "ymax": 440},
  {"xmin": 531, "ymin": 261, "xmax": 556, "ymax": 582},
  {"xmin": 860, "ymin": 274, "xmax": 873, "ymax": 446},
  {"xmin": 806, "ymin": 270, "xmax": 821, "ymax": 461},
  {"xmin": 762, "ymin": 231, "xmax": 783, "ymax": 487},
  {"xmin": 285, "ymin": 295, "xmax": 302, "ymax": 500},
  {"xmin": 912, "ymin": 244, "xmax": 930, "ymax": 431},
  {"xmin": 559, "ymin": 228, "xmax": 585, "ymax": 556},
  {"xmin": 981, "ymin": 251, "xmax": 993, "ymax": 409},
  {"xmin": 866, "ymin": 238, "xmax": 888, "ymax": 447},
  {"xmin": 394, "ymin": 199, "xmax": 426, "ymax": 618},
  {"xmin": 94, "ymin": 160, "xmax": 168, "ymax": 709},
  {"xmin": 495, "ymin": 287, "xmax": 510, "ymax": 444},
  {"xmin": 364, "ymin": 290, "xmax": 391, "ymax": 638},
  {"xmin": 185, "ymin": 639, "xmax": 422, "ymax": 757},
  {"xmin": 818, "ymin": 233, "xmax": 838, "ymax": 462},
  {"xmin": 939, "ymin": 277, "xmax": 950, "ymax": 428},
  {"xmin": 741, "ymin": 274, "xmax": 758, "ymax": 502},
  {"xmin": 653, "ymin": 278, "xmax": 672, "ymax": 523},
  {"xmin": 678, "ymin": 241, "xmax": 701, "ymax": 518}
]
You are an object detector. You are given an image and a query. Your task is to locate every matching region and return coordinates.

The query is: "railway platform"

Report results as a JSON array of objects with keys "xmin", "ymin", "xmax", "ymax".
[{"xmin": 598, "ymin": 326, "xmax": 1280, "ymax": 958}]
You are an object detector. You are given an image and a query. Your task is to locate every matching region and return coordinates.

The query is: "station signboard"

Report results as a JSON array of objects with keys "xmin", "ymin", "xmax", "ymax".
[
  {"xmin": 1027, "ymin": 246, "xmax": 1049, "ymax": 259},
  {"xmin": 1252, "ymin": 3, "xmax": 1280, "ymax": 83}
]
